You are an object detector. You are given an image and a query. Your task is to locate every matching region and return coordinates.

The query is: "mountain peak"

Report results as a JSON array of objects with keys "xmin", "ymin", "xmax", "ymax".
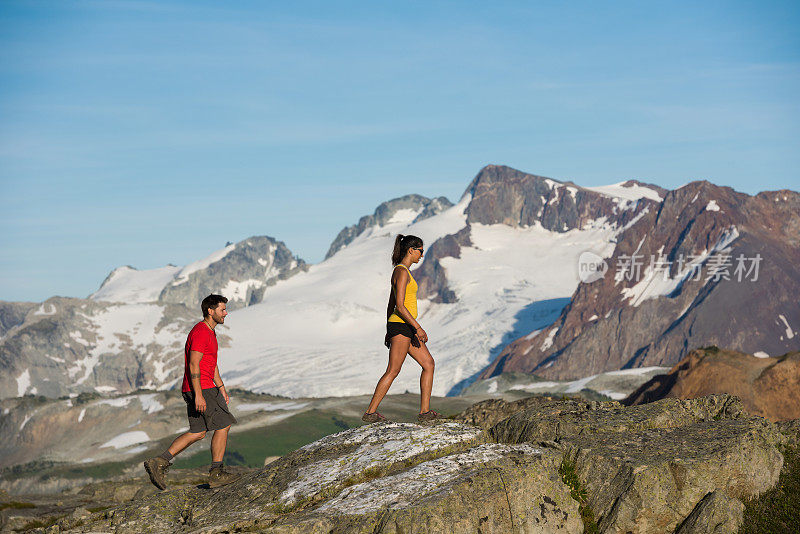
[{"xmin": 324, "ymin": 194, "xmax": 453, "ymax": 259}]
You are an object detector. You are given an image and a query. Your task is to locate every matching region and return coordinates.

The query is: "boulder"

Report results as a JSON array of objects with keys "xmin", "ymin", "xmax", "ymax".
[{"xmin": 491, "ymin": 394, "xmax": 784, "ymax": 533}]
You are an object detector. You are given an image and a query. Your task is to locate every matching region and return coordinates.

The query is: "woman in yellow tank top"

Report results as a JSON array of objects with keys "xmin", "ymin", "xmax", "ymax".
[{"xmin": 363, "ymin": 234, "xmax": 440, "ymax": 423}]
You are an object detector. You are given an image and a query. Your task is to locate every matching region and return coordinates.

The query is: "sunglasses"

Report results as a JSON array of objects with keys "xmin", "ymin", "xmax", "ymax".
[{"xmin": 412, "ymin": 247, "xmax": 424, "ymax": 253}]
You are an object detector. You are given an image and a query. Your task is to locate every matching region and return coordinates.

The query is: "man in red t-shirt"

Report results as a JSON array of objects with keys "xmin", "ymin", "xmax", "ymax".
[{"xmin": 144, "ymin": 294, "xmax": 240, "ymax": 489}]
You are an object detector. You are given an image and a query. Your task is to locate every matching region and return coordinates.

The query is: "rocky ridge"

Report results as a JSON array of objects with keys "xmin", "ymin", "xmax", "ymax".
[
  {"xmin": 7, "ymin": 393, "xmax": 793, "ymax": 533},
  {"xmin": 624, "ymin": 347, "xmax": 800, "ymax": 422},
  {"xmin": 324, "ymin": 194, "xmax": 453, "ymax": 259}
]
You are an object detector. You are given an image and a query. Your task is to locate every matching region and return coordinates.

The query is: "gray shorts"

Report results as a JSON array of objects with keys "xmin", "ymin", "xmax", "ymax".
[{"xmin": 182, "ymin": 387, "xmax": 237, "ymax": 433}]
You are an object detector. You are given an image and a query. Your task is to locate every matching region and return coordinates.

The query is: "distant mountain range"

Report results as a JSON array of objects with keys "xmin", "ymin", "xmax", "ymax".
[{"xmin": 1, "ymin": 164, "xmax": 797, "ymax": 399}]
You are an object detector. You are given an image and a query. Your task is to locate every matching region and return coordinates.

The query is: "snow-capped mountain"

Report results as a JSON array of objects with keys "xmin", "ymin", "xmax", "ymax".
[
  {"xmin": 483, "ymin": 179, "xmax": 800, "ymax": 381},
  {"xmin": 91, "ymin": 235, "xmax": 306, "ymax": 310},
  {"xmin": 220, "ymin": 166, "xmax": 659, "ymax": 397}
]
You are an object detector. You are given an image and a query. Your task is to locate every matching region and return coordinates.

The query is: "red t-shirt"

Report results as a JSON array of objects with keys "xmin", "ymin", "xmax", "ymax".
[{"xmin": 181, "ymin": 321, "xmax": 218, "ymax": 392}]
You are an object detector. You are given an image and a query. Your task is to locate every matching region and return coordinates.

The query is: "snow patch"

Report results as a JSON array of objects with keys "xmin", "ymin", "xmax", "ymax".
[
  {"xmin": 34, "ymin": 304, "xmax": 56, "ymax": 316},
  {"xmin": 91, "ymin": 265, "xmax": 181, "ymax": 303},
  {"xmin": 777, "ymin": 315, "xmax": 795, "ymax": 340},
  {"xmin": 138, "ymin": 394, "xmax": 164, "ymax": 414},
  {"xmin": 97, "ymin": 396, "xmax": 134, "ymax": 408},
  {"xmin": 540, "ymin": 327, "xmax": 558, "ymax": 352},
  {"xmin": 173, "ymin": 244, "xmax": 236, "ymax": 285},
  {"xmin": 20, "ymin": 414, "xmax": 32, "ymax": 430},
  {"xmin": 16, "ymin": 369, "xmax": 31, "ymax": 396},
  {"xmin": 78, "ymin": 408, "xmax": 86, "ymax": 422},
  {"xmin": 605, "ymin": 366, "xmax": 667, "ymax": 376},
  {"xmin": 100, "ymin": 431, "xmax": 150, "ymax": 449},
  {"xmin": 586, "ymin": 182, "xmax": 664, "ymax": 202},
  {"xmin": 221, "ymin": 278, "xmax": 265, "ymax": 302},
  {"xmin": 705, "ymin": 200, "xmax": 721, "ymax": 212},
  {"xmin": 386, "ymin": 208, "xmax": 423, "ymax": 225},
  {"xmin": 235, "ymin": 401, "xmax": 309, "ymax": 412},
  {"xmin": 754, "ymin": 351, "xmax": 770, "ymax": 359}
]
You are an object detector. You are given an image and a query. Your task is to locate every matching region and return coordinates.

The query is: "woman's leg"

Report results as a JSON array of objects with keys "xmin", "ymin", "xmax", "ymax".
[
  {"xmin": 407, "ymin": 342, "xmax": 435, "ymax": 413},
  {"xmin": 366, "ymin": 335, "xmax": 411, "ymax": 413}
]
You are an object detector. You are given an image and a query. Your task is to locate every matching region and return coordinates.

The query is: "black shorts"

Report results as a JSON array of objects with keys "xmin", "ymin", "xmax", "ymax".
[
  {"xmin": 182, "ymin": 387, "xmax": 237, "ymax": 433},
  {"xmin": 385, "ymin": 322, "xmax": 420, "ymax": 349}
]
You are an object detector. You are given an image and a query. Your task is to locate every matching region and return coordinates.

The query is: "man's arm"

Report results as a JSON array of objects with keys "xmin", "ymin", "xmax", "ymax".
[
  {"xmin": 213, "ymin": 365, "xmax": 229, "ymax": 404},
  {"xmin": 189, "ymin": 350, "xmax": 206, "ymax": 413}
]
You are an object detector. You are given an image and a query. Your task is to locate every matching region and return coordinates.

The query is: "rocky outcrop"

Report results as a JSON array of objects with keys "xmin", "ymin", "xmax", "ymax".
[
  {"xmin": 12, "ymin": 393, "xmax": 789, "ymax": 533},
  {"xmin": 67, "ymin": 421, "xmax": 581, "ymax": 533},
  {"xmin": 490, "ymin": 394, "xmax": 788, "ymax": 534},
  {"xmin": 157, "ymin": 236, "xmax": 307, "ymax": 311},
  {"xmin": 623, "ymin": 347, "xmax": 800, "ymax": 421},
  {"xmin": 485, "ymin": 180, "xmax": 800, "ymax": 380},
  {"xmin": 324, "ymin": 194, "xmax": 453, "ymax": 259}
]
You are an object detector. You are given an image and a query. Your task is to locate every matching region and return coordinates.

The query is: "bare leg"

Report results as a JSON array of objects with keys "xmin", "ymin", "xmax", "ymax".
[
  {"xmin": 407, "ymin": 342, "xmax": 435, "ymax": 413},
  {"xmin": 210, "ymin": 425, "xmax": 231, "ymax": 463},
  {"xmin": 366, "ymin": 335, "xmax": 411, "ymax": 413},
  {"xmin": 167, "ymin": 431, "xmax": 206, "ymax": 457}
]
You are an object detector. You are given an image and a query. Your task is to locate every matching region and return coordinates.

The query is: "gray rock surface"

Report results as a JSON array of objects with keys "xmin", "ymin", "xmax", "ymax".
[{"xmin": 325, "ymin": 194, "xmax": 453, "ymax": 259}]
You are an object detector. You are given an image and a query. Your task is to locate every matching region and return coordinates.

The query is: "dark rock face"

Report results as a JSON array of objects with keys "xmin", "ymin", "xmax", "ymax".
[
  {"xmin": 325, "ymin": 194, "xmax": 453, "ymax": 259},
  {"xmin": 463, "ymin": 165, "xmax": 655, "ymax": 232},
  {"xmin": 623, "ymin": 347, "xmax": 800, "ymax": 422},
  {"xmin": 483, "ymin": 180, "xmax": 800, "ymax": 380},
  {"xmin": 157, "ymin": 236, "xmax": 307, "ymax": 311},
  {"xmin": 0, "ymin": 301, "xmax": 36, "ymax": 338},
  {"xmin": 414, "ymin": 226, "xmax": 472, "ymax": 302}
]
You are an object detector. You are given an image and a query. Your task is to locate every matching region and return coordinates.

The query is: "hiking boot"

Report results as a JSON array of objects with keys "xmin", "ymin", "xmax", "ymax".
[
  {"xmin": 209, "ymin": 466, "xmax": 241, "ymax": 488},
  {"xmin": 143, "ymin": 457, "xmax": 170, "ymax": 490},
  {"xmin": 362, "ymin": 411, "xmax": 388, "ymax": 423},
  {"xmin": 417, "ymin": 410, "xmax": 441, "ymax": 423}
]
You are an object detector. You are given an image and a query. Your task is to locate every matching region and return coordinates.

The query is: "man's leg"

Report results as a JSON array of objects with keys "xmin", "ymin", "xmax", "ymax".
[
  {"xmin": 210, "ymin": 425, "xmax": 230, "ymax": 463},
  {"xmin": 208, "ymin": 425, "xmax": 240, "ymax": 488},
  {"xmin": 167, "ymin": 431, "xmax": 207, "ymax": 457}
]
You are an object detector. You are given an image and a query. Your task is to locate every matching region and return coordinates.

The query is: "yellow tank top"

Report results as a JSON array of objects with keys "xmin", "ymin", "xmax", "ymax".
[{"xmin": 388, "ymin": 264, "xmax": 418, "ymax": 323}]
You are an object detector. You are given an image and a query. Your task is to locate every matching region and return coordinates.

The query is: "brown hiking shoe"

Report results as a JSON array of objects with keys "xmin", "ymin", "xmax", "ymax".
[
  {"xmin": 361, "ymin": 411, "xmax": 388, "ymax": 423},
  {"xmin": 209, "ymin": 466, "xmax": 241, "ymax": 488},
  {"xmin": 417, "ymin": 410, "xmax": 441, "ymax": 423},
  {"xmin": 143, "ymin": 457, "xmax": 170, "ymax": 490}
]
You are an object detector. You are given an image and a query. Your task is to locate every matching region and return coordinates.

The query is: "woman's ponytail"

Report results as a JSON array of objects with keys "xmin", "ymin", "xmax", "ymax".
[{"xmin": 391, "ymin": 234, "xmax": 423, "ymax": 265}]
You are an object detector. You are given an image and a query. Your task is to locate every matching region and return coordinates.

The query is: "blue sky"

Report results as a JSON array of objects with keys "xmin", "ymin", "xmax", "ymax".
[{"xmin": 1, "ymin": 0, "xmax": 799, "ymax": 302}]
